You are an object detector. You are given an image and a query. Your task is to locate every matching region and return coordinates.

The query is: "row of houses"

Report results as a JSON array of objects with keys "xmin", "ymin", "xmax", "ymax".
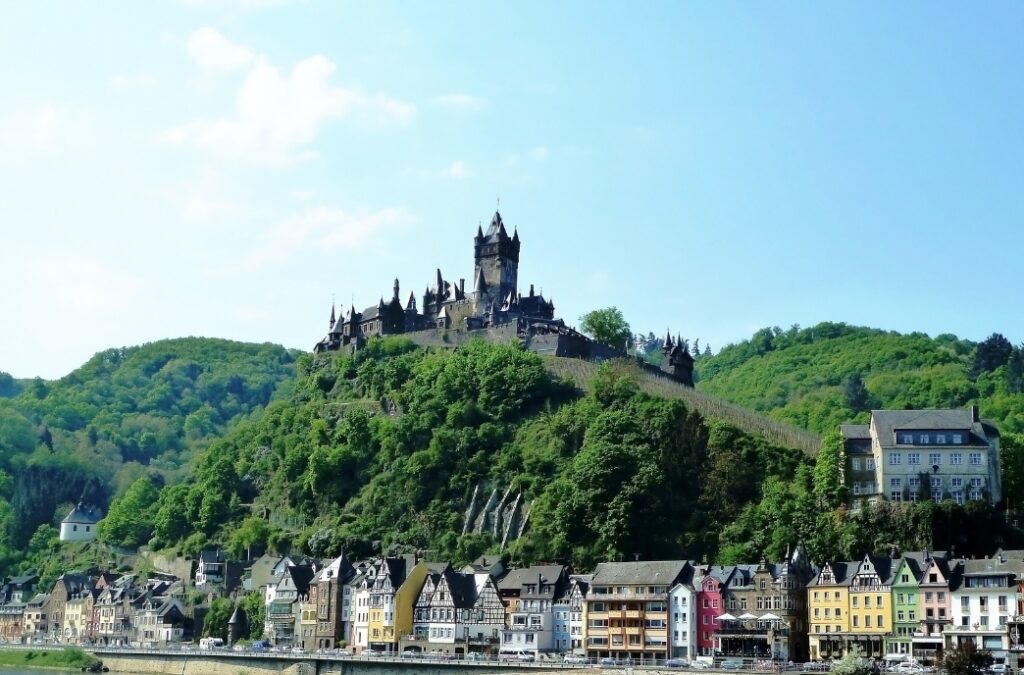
[
  {"xmin": 4, "ymin": 545, "xmax": 1024, "ymax": 666},
  {"xmin": 0, "ymin": 570, "xmax": 186, "ymax": 647},
  {"xmin": 234, "ymin": 545, "xmax": 1024, "ymax": 667}
]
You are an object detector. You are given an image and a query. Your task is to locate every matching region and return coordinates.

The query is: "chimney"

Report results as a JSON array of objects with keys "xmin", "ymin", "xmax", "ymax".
[
  {"xmin": 460, "ymin": 279, "xmax": 465, "ymax": 295},
  {"xmin": 971, "ymin": 405, "xmax": 980, "ymax": 422}
]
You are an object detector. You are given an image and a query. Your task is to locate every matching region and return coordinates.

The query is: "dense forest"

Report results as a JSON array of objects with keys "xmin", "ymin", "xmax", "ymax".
[
  {"xmin": 4, "ymin": 323, "xmax": 1024, "ymax": 579},
  {"xmin": 694, "ymin": 322, "xmax": 1024, "ymax": 434},
  {"xmin": 0, "ymin": 338, "xmax": 298, "ymax": 573},
  {"xmin": 138, "ymin": 337, "xmax": 1022, "ymax": 571}
]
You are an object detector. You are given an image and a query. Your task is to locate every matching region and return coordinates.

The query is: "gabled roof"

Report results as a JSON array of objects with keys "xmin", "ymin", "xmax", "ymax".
[
  {"xmin": 870, "ymin": 409, "xmax": 992, "ymax": 448},
  {"xmin": 62, "ymin": 503, "xmax": 103, "ymax": 525},
  {"xmin": 806, "ymin": 561, "xmax": 857, "ymax": 587},
  {"xmin": 591, "ymin": 561, "xmax": 688, "ymax": 587},
  {"xmin": 199, "ymin": 550, "xmax": 225, "ymax": 565},
  {"xmin": 498, "ymin": 564, "xmax": 568, "ymax": 598},
  {"xmin": 441, "ymin": 569, "xmax": 478, "ymax": 609}
]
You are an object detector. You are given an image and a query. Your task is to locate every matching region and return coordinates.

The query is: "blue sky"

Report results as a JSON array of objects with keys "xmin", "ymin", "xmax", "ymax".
[{"xmin": 1, "ymin": 1, "xmax": 1022, "ymax": 379}]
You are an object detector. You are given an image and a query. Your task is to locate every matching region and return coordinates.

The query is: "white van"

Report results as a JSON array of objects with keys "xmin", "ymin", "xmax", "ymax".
[{"xmin": 199, "ymin": 637, "xmax": 225, "ymax": 649}]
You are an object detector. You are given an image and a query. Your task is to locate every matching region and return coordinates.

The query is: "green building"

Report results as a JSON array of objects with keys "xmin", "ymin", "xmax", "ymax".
[{"xmin": 888, "ymin": 556, "xmax": 923, "ymax": 657}]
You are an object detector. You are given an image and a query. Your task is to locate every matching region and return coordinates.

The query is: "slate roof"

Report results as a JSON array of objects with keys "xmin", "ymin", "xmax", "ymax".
[
  {"xmin": 442, "ymin": 569, "xmax": 478, "ymax": 609},
  {"xmin": 961, "ymin": 558, "xmax": 1024, "ymax": 577},
  {"xmin": 498, "ymin": 564, "xmax": 568, "ymax": 599},
  {"xmin": 590, "ymin": 561, "xmax": 688, "ymax": 587},
  {"xmin": 285, "ymin": 565, "xmax": 316, "ymax": 594},
  {"xmin": 62, "ymin": 503, "xmax": 103, "ymax": 525},
  {"xmin": 199, "ymin": 550, "xmax": 225, "ymax": 565},
  {"xmin": 840, "ymin": 425, "xmax": 872, "ymax": 440},
  {"xmin": 870, "ymin": 409, "xmax": 992, "ymax": 448},
  {"xmin": 806, "ymin": 561, "xmax": 857, "ymax": 588}
]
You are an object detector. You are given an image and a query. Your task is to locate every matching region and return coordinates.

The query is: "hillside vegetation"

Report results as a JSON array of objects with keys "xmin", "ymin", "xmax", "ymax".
[
  {"xmin": 696, "ymin": 322, "xmax": 1024, "ymax": 434},
  {"xmin": 0, "ymin": 338, "xmax": 298, "ymax": 572},
  {"xmin": 143, "ymin": 339, "xmax": 811, "ymax": 569}
]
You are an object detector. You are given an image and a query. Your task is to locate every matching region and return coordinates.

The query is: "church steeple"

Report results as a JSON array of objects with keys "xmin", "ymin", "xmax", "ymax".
[
  {"xmin": 329, "ymin": 303, "xmax": 336, "ymax": 329},
  {"xmin": 393, "ymin": 278, "xmax": 400, "ymax": 301}
]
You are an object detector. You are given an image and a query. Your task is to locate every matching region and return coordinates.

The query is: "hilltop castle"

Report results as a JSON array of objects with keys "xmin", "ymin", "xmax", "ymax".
[{"xmin": 313, "ymin": 209, "xmax": 694, "ymax": 386}]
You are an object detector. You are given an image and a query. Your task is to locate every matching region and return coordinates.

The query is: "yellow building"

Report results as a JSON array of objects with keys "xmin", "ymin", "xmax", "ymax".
[
  {"xmin": 807, "ymin": 561, "xmax": 853, "ymax": 661},
  {"xmin": 367, "ymin": 555, "xmax": 427, "ymax": 654},
  {"xmin": 846, "ymin": 555, "xmax": 893, "ymax": 659}
]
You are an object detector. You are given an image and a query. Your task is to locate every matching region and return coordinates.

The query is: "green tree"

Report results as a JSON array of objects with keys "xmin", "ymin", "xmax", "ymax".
[
  {"xmin": 973, "ymin": 333, "xmax": 1014, "ymax": 377},
  {"xmin": 97, "ymin": 474, "xmax": 163, "ymax": 548},
  {"xmin": 241, "ymin": 591, "xmax": 266, "ymax": 641},
  {"xmin": 831, "ymin": 646, "xmax": 871, "ymax": 675},
  {"xmin": 843, "ymin": 373, "xmax": 871, "ymax": 412},
  {"xmin": 202, "ymin": 598, "xmax": 234, "ymax": 640},
  {"xmin": 943, "ymin": 642, "xmax": 993, "ymax": 675},
  {"xmin": 813, "ymin": 431, "xmax": 848, "ymax": 509},
  {"xmin": 579, "ymin": 307, "xmax": 632, "ymax": 351}
]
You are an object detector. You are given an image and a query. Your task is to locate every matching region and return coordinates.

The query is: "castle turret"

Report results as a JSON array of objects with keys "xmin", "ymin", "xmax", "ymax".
[
  {"xmin": 227, "ymin": 604, "xmax": 246, "ymax": 645},
  {"xmin": 474, "ymin": 210, "xmax": 520, "ymax": 307},
  {"xmin": 661, "ymin": 329, "xmax": 694, "ymax": 387}
]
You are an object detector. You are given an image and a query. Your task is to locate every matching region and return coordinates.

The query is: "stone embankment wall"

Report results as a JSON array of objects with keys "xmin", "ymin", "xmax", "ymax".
[{"xmin": 100, "ymin": 652, "xmax": 602, "ymax": 675}]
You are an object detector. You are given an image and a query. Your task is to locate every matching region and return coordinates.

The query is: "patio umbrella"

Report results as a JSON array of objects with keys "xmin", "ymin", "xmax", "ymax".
[
  {"xmin": 718, "ymin": 613, "xmax": 738, "ymax": 621},
  {"xmin": 737, "ymin": 612, "xmax": 757, "ymax": 620},
  {"xmin": 760, "ymin": 613, "xmax": 781, "ymax": 620}
]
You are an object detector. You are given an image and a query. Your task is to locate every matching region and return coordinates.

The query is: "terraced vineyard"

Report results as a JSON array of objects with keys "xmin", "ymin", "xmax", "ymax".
[{"xmin": 544, "ymin": 356, "xmax": 823, "ymax": 456}]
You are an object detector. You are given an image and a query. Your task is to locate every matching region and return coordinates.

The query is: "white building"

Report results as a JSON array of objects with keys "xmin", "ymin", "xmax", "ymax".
[
  {"xmin": 498, "ymin": 565, "xmax": 570, "ymax": 656},
  {"xmin": 669, "ymin": 578, "xmax": 698, "ymax": 659},
  {"xmin": 841, "ymin": 407, "xmax": 1001, "ymax": 509},
  {"xmin": 944, "ymin": 556, "xmax": 1023, "ymax": 663},
  {"xmin": 59, "ymin": 503, "xmax": 103, "ymax": 542},
  {"xmin": 349, "ymin": 567, "xmax": 374, "ymax": 652}
]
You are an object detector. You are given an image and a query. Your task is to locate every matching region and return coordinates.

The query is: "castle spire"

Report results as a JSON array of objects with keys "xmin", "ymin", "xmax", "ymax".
[
  {"xmin": 436, "ymin": 268, "xmax": 444, "ymax": 292},
  {"xmin": 393, "ymin": 278, "xmax": 400, "ymax": 301},
  {"xmin": 329, "ymin": 302, "xmax": 336, "ymax": 329},
  {"xmin": 663, "ymin": 330, "xmax": 674, "ymax": 351},
  {"xmin": 406, "ymin": 291, "xmax": 416, "ymax": 311}
]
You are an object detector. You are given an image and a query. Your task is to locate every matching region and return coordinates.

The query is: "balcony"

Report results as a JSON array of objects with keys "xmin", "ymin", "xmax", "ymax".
[{"xmin": 607, "ymin": 610, "xmax": 643, "ymax": 620}]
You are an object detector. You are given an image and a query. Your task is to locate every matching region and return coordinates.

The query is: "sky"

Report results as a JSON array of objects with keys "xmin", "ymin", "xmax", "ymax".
[{"xmin": 1, "ymin": 1, "xmax": 1022, "ymax": 379}]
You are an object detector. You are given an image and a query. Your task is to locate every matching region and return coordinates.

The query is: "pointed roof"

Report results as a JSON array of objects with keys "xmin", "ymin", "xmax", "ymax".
[
  {"xmin": 663, "ymin": 331, "xmax": 674, "ymax": 350},
  {"xmin": 474, "ymin": 268, "xmax": 487, "ymax": 294},
  {"xmin": 228, "ymin": 604, "xmax": 245, "ymax": 625},
  {"xmin": 485, "ymin": 210, "xmax": 506, "ymax": 238},
  {"xmin": 63, "ymin": 503, "xmax": 102, "ymax": 525},
  {"xmin": 406, "ymin": 291, "xmax": 417, "ymax": 310},
  {"xmin": 329, "ymin": 303, "xmax": 336, "ymax": 326},
  {"xmin": 476, "ymin": 223, "xmax": 484, "ymax": 239}
]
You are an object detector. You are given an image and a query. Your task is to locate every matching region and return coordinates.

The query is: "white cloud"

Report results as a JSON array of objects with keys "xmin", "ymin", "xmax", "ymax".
[
  {"xmin": 0, "ymin": 104, "xmax": 89, "ymax": 153},
  {"xmin": 442, "ymin": 160, "xmax": 470, "ymax": 179},
  {"xmin": 164, "ymin": 29, "xmax": 415, "ymax": 164},
  {"xmin": 30, "ymin": 255, "xmax": 144, "ymax": 313},
  {"xmin": 186, "ymin": 27, "xmax": 256, "ymax": 72},
  {"xmin": 110, "ymin": 73, "xmax": 156, "ymax": 89},
  {"xmin": 289, "ymin": 187, "xmax": 316, "ymax": 201},
  {"xmin": 529, "ymin": 146, "xmax": 549, "ymax": 160},
  {"xmin": 241, "ymin": 205, "xmax": 416, "ymax": 271},
  {"xmin": 432, "ymin": 93, "xmax": 488, "ymax": 111}
]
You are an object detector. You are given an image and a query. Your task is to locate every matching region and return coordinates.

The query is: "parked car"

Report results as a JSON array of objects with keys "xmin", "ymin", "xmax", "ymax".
[
  {"xmin": 564, "ymin": 654, "xmax": 589, "ymax": 664},
  {"xmin": 466, "ymin": 652, "xmax": 488, "ymax": 662},
  {"xmin": 599, "ymin": 657, "xmax": 618, "ymax": 668},
  {"xmin": 722, "ymin": 660, "xmax": 744, "ymax": 670},
  {"xmin": 989, "ymin": 665, "xmax": 1010, "ymax": 675},
  {"xmin": 666, "ymin": 658, "xmax": 690, "ymax": 668}
]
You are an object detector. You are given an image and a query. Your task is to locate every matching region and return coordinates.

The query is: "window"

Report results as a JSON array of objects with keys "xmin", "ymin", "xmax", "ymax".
[
  {"xmin": 891, "ymin": 478, "xmax": 902, "ymax": 489},
  {"xmin": 971, "ymin": 489, "xmax": 983, "ymax": 501},
  {"xmin": 909, "ymin": 453, "xmax": 921, "ymax": 465},
  {"xmin": 865, "ymin": 616, "xmax": 871, "ymax": 628},
  {"xmin": 867, "ymin": 458, "xmax": 875, "ymax": 470},
  {"xmin": 852, "ymin": 616, "xmax": 858, "ymax": 627},
  {"xmin": 897, "ymin": 611, "xmax": 905, "ymax": 621},
  {"xmin": 865, "ymin": 596, "xmax": 871, "ymax": 608},
  {"xmin": 953, "ymin": 434, "xmax": 963, "ymax": 444},
  {"xmin": 937, "ymin": 434, "xmax": 947, "ymax": 444},
  {"xmin": 891, "ymin": 491, "xmax": 902, "ymax": 502},
  {"xmin": 890, "ymin": 453, "xmax": 902, "ymax": 465},
  {"xmin": 920, "ymin": 434, "xmax": 930, "ymax": 444},
  {"xmin": 971, "ymin": 478, "xmax": 983, "ymax": 488},
  {"xmin": 930, "ymin": 477, "xmax": 942, "ymax": 489},
  {"xmin": 951, "ymin": 478, "xmax": 964, "ymax": 489},
  {"xmin": 970, "ymin": 453, "xmax": 982, "ymax": 465},
  {"xmin": 929, "ymin": 453, "xmax": 941, "ymax": 466},
  {"xmin": 951, "ymin": 453, "xmax": 963, "ymax": 465},
  {"xmin": 901, "ymin": 433, "xmax": 914, "ymax": 444},
  {"xmin": 852, "ymin": 457, "xmax": 861, "ymax": 471},
  {"xmin": 877, "ymin": 615, "xmax": 884, "ymax": 628}
]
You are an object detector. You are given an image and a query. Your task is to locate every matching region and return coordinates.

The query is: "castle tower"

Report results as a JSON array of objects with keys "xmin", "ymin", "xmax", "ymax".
[{"xmin": 474, "ymin": 210, "xmax": 520, "ymax": 306}]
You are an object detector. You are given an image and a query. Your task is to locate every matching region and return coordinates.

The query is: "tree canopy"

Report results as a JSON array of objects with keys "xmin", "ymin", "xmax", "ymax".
[{"xmin": 579, "ymin": 307, "xmax": 632, "ymax": 351}]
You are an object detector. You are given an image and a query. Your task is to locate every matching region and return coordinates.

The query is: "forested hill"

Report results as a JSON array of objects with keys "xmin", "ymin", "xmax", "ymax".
[
  {"xmin": 694, "ymin": 322, "xmax": 1024, "ymax": 435},
  {"xmin": 0, "ymin": 337, "xmax": 298, "ymax": 570}
]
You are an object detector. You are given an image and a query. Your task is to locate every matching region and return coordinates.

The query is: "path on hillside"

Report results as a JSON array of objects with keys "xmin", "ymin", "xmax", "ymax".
[{"xmin": 543, "ymin": 357, "xmax": 822, "ymax": 456}]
